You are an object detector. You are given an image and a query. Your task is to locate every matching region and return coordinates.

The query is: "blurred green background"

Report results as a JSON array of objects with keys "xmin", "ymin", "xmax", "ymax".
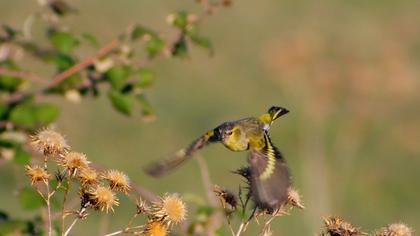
[{"xmin": 1, "ymin": 0, "xmax": 420, "ymax": 235}]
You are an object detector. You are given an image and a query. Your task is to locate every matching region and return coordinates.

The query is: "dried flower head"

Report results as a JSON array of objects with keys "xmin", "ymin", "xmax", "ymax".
[
  {"xmin": 31, "ymin": 128, "xmax": 69, "ymax": 156},
  {"xmin": 213, "ymin": 185, "xmax": 237, "ymax": 210},
  {"xmin": 374, "ymin": 223, "xmax": 413, "ymax": 236},
  {"xmin": 287, "ymin": 188, "xmax": 305, "ymax": 209},
  {"xmin": 89, "ymin": 186, "xmax": 119, "ymax": 213},
  {"xmin": 60, "ymin": 152, "xmax": 90, "ymax": 174},
  {"xmin": 102, "ymin": 170, "xmax": 131, "ymax": 194},
  {"xmin": 78, "ymin": 168, "xmax": 98, "ymax": 186},
  {"xmin": 152, "ymin": 194, "xmax": 187, "ymax": 226},
  {"xmin": 144, "ymin": 220, "xmax": 168, "ymax": 236},
  {"xmin": 25, "ymin": 165, "xmax": 50, "ymax": 184},
  {"xmin": 321, "ymin": 216, "xmax": 363, "ymax": 236}
]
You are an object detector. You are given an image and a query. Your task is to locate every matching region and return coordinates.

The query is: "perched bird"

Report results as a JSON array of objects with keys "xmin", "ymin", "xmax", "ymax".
[{"xmin": 144, "ymin": 106, "xmax": 292, "ymax": 212}]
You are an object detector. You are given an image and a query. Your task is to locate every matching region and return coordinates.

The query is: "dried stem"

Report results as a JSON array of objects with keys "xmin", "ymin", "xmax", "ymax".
[
  {"xmin": 61, "ymin": 180, "xmax": 71, "ymax": 236},
  {"xmin": 102, "ymin": 225, "xmax": 145, "ymax": 236},
  {"xmin": 235, "ymin": 221, "xmax": 250, "ymax": 236},
  {"xmin": 64, "ymin": 208, "xmax": 86, "ymax": 236},
  {"xmin": 43, "ymin": 156, "xmax": 52, "ymax": 236},
  {"xmin": 64, "ymin": 217, "xmax": 79, "ymax": 236}
]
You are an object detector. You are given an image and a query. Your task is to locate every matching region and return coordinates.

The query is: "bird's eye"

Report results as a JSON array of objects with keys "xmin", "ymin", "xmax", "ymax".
[{"xmin": 225, "ymin": 130, "xmax": 233, "ymax": 136}]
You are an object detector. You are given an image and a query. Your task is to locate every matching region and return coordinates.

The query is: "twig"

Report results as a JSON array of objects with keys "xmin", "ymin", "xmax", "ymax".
[
  {"xmin": 46, "ymin": 39, "xmax": 120, "ymax": 89},
  {"xmin": 61, "ymin": 180, "xmax": 71, "ymax": 236},
  {"xmin": 64, "ymin": 208, "xmax": 86, "ymax": 236},
  {"xmin": 64, "ymin": 217, "xmax": 79, "ymax": 236},
  {"xmin": 102, "ymin": 225, "xmax": 145, "ymax": 236},
  {"xmin": 196, "ymin": 155, "xmax": 217, "ymax": 205},
  {"xmin": 235, "ymin": 221, "xmax": 250, "ymax": 236},
  {"xmin": 43, "ymin": 155, "xmax": 53, "ymax": 236}
]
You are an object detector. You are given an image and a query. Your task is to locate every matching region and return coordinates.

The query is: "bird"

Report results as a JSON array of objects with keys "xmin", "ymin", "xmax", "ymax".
[{"xmin": 144, "ymin": 106, "xmax": 292, "ymax": 212}]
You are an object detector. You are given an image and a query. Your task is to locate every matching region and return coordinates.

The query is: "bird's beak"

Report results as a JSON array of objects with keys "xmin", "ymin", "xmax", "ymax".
[{"xmin": 208, "ymin": 128, "xmax": 222, "ymax": 142}]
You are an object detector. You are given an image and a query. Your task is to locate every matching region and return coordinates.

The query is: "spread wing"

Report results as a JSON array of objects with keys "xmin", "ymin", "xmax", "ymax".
[
  {"xmin": 144, "ymin": 131, "xmax": 215, "ymax": 177},
  {"xmin": 247, "ymin": 132, "xmax": 291, "ymax": 212}
]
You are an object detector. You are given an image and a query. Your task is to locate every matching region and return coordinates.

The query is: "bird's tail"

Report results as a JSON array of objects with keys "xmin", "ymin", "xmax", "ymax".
[{"xmin": 144, "ymin": 130, "xmax": 219, "ymax": 177}]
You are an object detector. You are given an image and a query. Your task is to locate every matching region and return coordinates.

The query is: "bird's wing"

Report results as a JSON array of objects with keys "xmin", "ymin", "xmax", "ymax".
[
  {"xmin": 247, "ymin": 132, "xmax": 291, "ymax": 212},
  {"xmin": 144, "ymin": 131, "xmax": 215, "ymax": 177}
]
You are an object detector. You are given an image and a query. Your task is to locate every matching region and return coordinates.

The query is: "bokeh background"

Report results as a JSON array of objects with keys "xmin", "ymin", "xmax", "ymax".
[{"xmin": 1, "ymin": 0, "xmax": 420, "ymax": 235}]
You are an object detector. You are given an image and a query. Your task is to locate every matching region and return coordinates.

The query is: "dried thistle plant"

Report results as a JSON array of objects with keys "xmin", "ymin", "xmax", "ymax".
[
  {"xmin": 25, "ymin": 165, "xmax": 50, "ymax": 185},
  {"xmin": 23, "ymin": 128, "xmax": 187, "ymax": 236},
  {"xmin": 151, "ymin": 193, "xmax": 187, "ymax": 227},
  {"xmin": 31, "ymin": 128, "xmax": 69, "ymax": 156},
  {"xmin": 320, "ymin": 216, "xmax": 363, "ymax": 236},
  {"xmin": 373, "ymin": 223, "xmax": 413, "ymax": 236},
  {"xmin": 102, "ymin": 169, "xmax": 132, "ymax": 194}
]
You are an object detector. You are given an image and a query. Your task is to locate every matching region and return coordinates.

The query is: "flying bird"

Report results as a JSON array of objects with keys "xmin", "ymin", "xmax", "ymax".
[{"xmin": 144, "ymin": 106, "xmax": 292, "ymax": 212}]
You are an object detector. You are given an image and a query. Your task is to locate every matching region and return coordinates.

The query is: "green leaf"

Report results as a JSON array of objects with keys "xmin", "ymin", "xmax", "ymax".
[
  {"xmin": 136, "ymin": 68, "xmax": 154, "ymax": 87},
  {"xmin": 131, "ymin": 25, "xmax": 157, "ymax": 40},
  {"xmin": 170, "ymin": 11, "xmax": 188, "ymax": 29},
  {"xmin": 9, "ymin": 104, "xmax": 36, "ymax": 128},
  {"xmin": 13, "ymin": 148, "xmax": 31, "ymax": 165},
  {"xmin": 81, "ymin": 33, "xmax": 99, "ymax": 47},
  {"xmin": 0, "ymin": 139, "xmax": 19, "ymax": 148},
  {"xmin": 49, "ymin": 31, "xmax": 79, "ymax": 53},
  {"xmin": 0, "ymin": 220, "xmax": 27, "ymax": 235},
  {"xmin": 105, "ymin": 66, "xmax": 131, "ymax": 90},
  {"xmin": 0, "ymin": 104, "xmax": 8, "ymax": 119},
  {"xmin": 108, "ymin": 90, "xmax": 134, "ymax": 115},
  {"xmin": 19, "ymin": 187, "xmax": 44, "ymax": 210},
  {"xmin": 52, "ymin": 53, "xmax": 76, "ymax": 71},
  {"xmin": 171, "ymin": 35, "xmax": 188, "ymax": 58},
  {"xmin": 34, "ymin": 103, "xmax": 59, "ymax": 124},
  {"xmin": 187, "ymin": 25, "xmax": 213, "ymax": 52},
  {"xmin": 0, "ymin": 75, "xmax": 23, "ymax": 92},
  {"xmin": 145, "ymin": 37, "xmax": 165, "ymax": 58}
]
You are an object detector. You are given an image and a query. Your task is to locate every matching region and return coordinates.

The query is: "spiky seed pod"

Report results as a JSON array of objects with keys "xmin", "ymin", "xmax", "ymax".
[
  {"xmin": 88, "ymin": 186, "xmax": 119, "ymax": 213},
  {"xmin": 144, "ymin": 220, "xmax": 168, "ymax": 236},
  {"xmin": 25, "ymin": 165, "xmax": 50, "ymax": 184},
  {"xmin": 151, "ymin": 194, "xmax": 187, "ymax": 226},
  {"xmin": 102, "ymin": 170, "xmax": 131, "ymax": 194},
  {"xmin": 78, "ymin": 168, "xmax": 98, "ymax": 186},
  {"xmin": 322, "ymin": 216, "xmax": 363, "ymax": 236},
  {"xmin": 287, "ymin": 188, "xmax": 305, "ymax": 209},
  {"xmin": 31, "ymin": 129, "xmax": 69, "ymax": 156},
  {"xmin": 60, "ymin": 152, "xmax": 90, "ymax": 175},
  {"xmin": 374, "ymin": 223, "xmax": 413, "ymax": 236},
  {"xmin": 213, "ymin": 185, "xmax": 237, "ymax": 210}
]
